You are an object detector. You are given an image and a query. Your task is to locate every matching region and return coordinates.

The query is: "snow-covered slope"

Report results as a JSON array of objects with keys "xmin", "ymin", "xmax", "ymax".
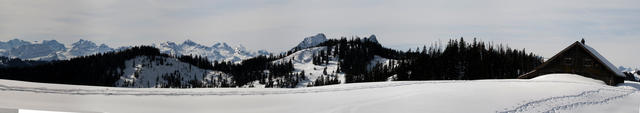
[
  {"xmin": 273, "ymin": 47, "xmax": 345, "ymax": 87},
  {"xmin": 0, "ymin": 76, "xmax": 638, "ymax": 113},
  {"xmin": 269, "ymin": 46, "xmax": 397, "ymax": 87},
  {"xmin": 115, "ymin": 56, "xmax": 231, "ymax": 88}
]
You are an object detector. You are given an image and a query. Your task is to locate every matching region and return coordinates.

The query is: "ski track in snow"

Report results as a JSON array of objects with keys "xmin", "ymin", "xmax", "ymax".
[
  {"xmin": 0, "ymin": 81, "xmax": 452, "ymax": 96},
  {"xmin": 499, "ymin": 87, "xmax": 637, "ymax": 113}
]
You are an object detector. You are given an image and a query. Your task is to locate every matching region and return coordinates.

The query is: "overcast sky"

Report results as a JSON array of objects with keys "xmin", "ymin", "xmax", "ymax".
[{"xmin": 0, "ymin": 0, "xmax": 638, "ymax": 67}]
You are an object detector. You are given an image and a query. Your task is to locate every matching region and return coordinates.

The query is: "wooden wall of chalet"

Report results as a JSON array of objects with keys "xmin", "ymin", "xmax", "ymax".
[{"xmin": 519, "ymin": 43, "xmax": 623, "ymax": 85}]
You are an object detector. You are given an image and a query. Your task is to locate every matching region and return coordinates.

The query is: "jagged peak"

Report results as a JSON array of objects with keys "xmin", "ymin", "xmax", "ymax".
[
  {"xmin": 43, "ymin": 40, "xmax": 62, "ymax": 44},
  {"xmin": 71, "ymin": 39, "xmax": 96, "ymax": 46},
  {"xmin": 160, "ymin": 41, "xmax": 178, "ymax": 46},
  {"xmin": 7, "ymin": 38, "xmax": 30, "ymax": 43},
  {"xmin": 97, "ymin": 44, "xmax": 112, "ymax": 50},
  {"xmin": 212, "ymin": 42, "xmax": 232, "ymax": 49},
  {"xmin": 182, "ymin": 39, "xmax": 198, "ymax": 46},
  {"xmin": 293, "ymin": 33, "xmax": 328, "ymax": 50},
  {"xmin": 367, "ymin": 34, "xmax": 378, "ymax": 43}
]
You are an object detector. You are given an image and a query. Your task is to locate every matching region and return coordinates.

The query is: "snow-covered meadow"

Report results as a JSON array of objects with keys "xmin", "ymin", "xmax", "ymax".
[{"xmin": 0, "ymin": 74, "xmax": 638, "ymax": 113}]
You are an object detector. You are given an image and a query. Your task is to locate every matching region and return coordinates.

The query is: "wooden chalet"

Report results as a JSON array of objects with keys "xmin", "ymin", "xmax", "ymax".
[{"xmin": 518, "ymin": 40, "xmax": 625, "ymax": 86}]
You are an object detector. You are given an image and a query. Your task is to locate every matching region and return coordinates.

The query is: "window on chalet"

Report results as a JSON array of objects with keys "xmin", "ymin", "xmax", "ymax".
[
  {"xmin": 564, "ymin": 57, "xmax": 573, "ymax": 65},
  {"xmin": 584, "ymin": 58, "xmax": 593, "ymax": 67}
]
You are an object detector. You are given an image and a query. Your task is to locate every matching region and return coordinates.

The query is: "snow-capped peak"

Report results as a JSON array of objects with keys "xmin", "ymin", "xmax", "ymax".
[
  {"xmin": 0, "ymin": 39, "xmax": 32, "ymax": 50},
  {"xmin": 69, "ymin": 39, "xmax": 101, "ymax": 56},
  {"xmin": 293, "ymin": 33, "xmax": 328, "ymax": 50},
  {"xmin": 182, "ymin": 40, "xmax": 198, "ymax": 46},
  {"xmin": 71, "ymin": 39, "xmax": 96, "ymax": 47},
  {"xmin": 153, "ymin": 40, "xmax": 270, "ymax": 63},
  {"xmin": 6, "ymin": 39, "xmax": 66, "ymax": 61},
  {"xmin": 42, "ymin": 40, "xmax": 67, "ymax": 52},
  {"xmin": 212, "ymin": 42, "xmax": 233, "ymax": 50}
]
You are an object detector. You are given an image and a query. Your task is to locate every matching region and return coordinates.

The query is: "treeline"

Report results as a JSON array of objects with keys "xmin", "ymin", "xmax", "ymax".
[
  {"xmin": 318, "ymin": 38, "xmax": 403, "ymax": 83},
  {"xmin": 399, "ymin": 38, "xmax": 542, "ymax": 80},
  {"xmin": 310, "ymin": 37, "xmax": 543, "ymax": 83},
  {"xmin": 624, "ymin": 71, "xmax": 639, "ymax": 82},
  {"xmin": 0, "ymin": 46, "xmax": 224, "ymax": 87},
  {"xmin": 0, "ymin": 46, "xmax": 163, "ymax": 86},
  {"xmin": 212, "ymin": 55, "xmax": 303, "ymax": 88},
  {"xmin": 0, "ymin": 56, "xmax": 49, "ymax": 68}
]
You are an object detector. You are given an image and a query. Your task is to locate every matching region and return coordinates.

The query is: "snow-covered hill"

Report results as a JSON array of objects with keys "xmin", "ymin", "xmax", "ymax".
[
  {"xmin": 267, "ymin": 44, "xmax": 396, "ymax": 87},
  {"xmin": 115, "ymin": 56, "xmax": 232, "ymax": 88},
  {"xmin": 0, "ymin": 74, "xmax": 638, "ymax": 113},
  {"xmin": 273, "ymin": 47, "xmax": 345, "ymax": 87}
]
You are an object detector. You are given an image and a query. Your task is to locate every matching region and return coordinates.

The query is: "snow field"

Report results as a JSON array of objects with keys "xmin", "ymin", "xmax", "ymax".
[{"xmin": 0, "ymin": 75, "xmax": 638, "ymax": 113}]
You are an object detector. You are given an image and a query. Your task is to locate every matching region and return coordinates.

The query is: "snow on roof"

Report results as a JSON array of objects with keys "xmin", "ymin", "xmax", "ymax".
[{"xmin": 579, "ymin": 43, "xmax": 625, "ymax": 77}]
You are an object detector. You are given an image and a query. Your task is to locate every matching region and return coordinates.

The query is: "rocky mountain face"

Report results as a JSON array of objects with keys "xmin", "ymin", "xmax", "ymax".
[
  {"xmin": 153, "ymin": 40, "xmax": 269, "ymax": 63},
  {"xmin": 292, "ymin": 33, "xmax": 328, "ymax": 51},
  {"xmin": 1, "ymin": 40, "xmax": 70, "ymax": 61}
]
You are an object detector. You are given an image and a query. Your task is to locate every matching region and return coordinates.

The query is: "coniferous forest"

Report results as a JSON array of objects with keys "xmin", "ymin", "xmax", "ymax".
[
  {"xmin": 0, "ymin": 37, "xmax": 545, "ymax": 88},
  {"xmin": 309, "ymin": 37, "xmax": 543, "ymax": 84}
]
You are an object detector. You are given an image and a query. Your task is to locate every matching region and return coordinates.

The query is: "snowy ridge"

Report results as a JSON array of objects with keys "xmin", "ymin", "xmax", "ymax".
[{"xmin": 116, "ymin": 56, "xmax": 231, "ymax": 88}]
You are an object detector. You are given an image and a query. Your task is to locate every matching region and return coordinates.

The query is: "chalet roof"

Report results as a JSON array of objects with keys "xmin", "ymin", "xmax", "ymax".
[
  {"xmin": 532, "ymin": 41, "xmax": 625, "ymax": 78},
  {"xmin": 579, "ymin": 42, "xmax": 625, "ymax": 77}
]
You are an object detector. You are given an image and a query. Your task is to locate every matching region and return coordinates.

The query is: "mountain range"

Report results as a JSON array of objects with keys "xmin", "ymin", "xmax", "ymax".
[
  {"xmin": 0, "ymin": 34, "xmax": 591, "ymax": 88},
  {"xmin": 0, "ymin": 39, "xmax": 270, "ymax": 63}
]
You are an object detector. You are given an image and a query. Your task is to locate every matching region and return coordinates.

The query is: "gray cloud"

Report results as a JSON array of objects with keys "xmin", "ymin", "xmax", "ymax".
[{"xmin": 0, "ymin": 0, "xmax": 638, "ymax": 67}]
